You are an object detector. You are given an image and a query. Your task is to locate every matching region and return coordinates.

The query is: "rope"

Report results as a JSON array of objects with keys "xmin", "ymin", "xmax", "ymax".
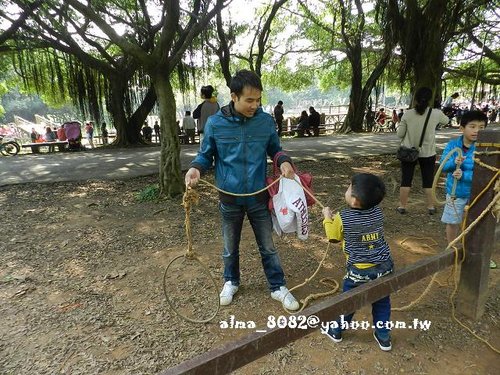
[
  {"xmin": 282, "ymin": 242, "xmax": 339, "ymax": 314},
  {"xmin": 431, "ymin": 147, "xmax": 463, "ymax": 206},
  {"xmin": 162, "ymin": 187, "xmax": 220, "ymax": 324},
  {"xmin": 395, "ymin": 170, "xmax": 499, "ymax": 311},
  {"xmin": 394, "ymin": 153, "xmax": 500, "ymax": 353},
  {"xmin": 399, "ymin": 237, "xmax": 438, "ymax": 255},
  {"xmin": 475, "ymin": 142, "xmax": 500, "ymax": 148},
  {"xmin": 473, "ymin": 157, "xmax": 499, "ymax": 172},
  {"xmin": 164, "ymin": 172, "xmax": 335, "ymax": 322}
]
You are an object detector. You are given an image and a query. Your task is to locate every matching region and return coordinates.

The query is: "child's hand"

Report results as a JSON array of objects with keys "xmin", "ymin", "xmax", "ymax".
[
  {"xmin": 452, "ymin": 169, "xmax": 463, "ymax": 180},
  {"xmin": 455, "ymin": 156, "xmax": 464, "ymax": 165},
  {"xmin": 322, "ymin": 207, "xmax": 333, "ymax": 220}
]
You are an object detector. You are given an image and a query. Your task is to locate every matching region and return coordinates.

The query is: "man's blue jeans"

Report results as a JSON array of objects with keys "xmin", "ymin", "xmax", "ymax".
[
  {"xmin": 219, "ymin": 201, "xmax": 286, "ymax": 292},
  {"xmin": 333, "ymin": 259, "xmax": 393, "ymax": 339}
]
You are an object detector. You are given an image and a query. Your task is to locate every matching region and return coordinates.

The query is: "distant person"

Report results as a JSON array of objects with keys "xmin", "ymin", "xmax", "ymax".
[
  {"xmin": 488, "ymin": 109, "xmax": 497, "ymax": 123},
  {"xmin": 322, "ymin": 173, "xmax": 393, "ymax": 351},
  {"xmin": 375, "ymin": 108, "xmax": 386, "ymax": 126},
  {"xmin": 56, "ymin": 124, "xmax": 67, "ymax": 151},
  {"xmin": 296, "ymin": 110, "xmax": 310, "ymax": 137},
  {"xmin": 442, "ymin": 92, "xmax": 459, "ymax": 126},
  {"xmin": 85, "ymin": 122, "xmax": 94, "ymax": 149},
  {"xmin": 182, "ymin": 111, "xmax": 197, "ymax": 144},
  {"xmin": 396, "ymin": 87, "xmax": 449, "ymax": 215},
  {"xmin": 44, "ymin": 126, "xmax": 56, "ymax": 153},
  {"xmin": 391, "ymin": 109, "xmax": 398, "ymax": 131},
  {"xmin": 101, "ymin": 122, "xmax": 108, "ymax": 145},
  {"xmin": 153, "ymin": 120, "xmax": 160, "ymax": 143},
  {"xmin": 273, "ymin": 100, "xmax": 284, "ymax": 137},
  {"xmin": 30, "ymin": 127, "xmax": 40, "ymax": 153},
  {"xmin": 443, "ymin": 92, "xmax": 459, "ymax": 110},
  {"xmin": 365, "ymin": 109, "xmax": 375, "ymax": 132},
  {"xmin": 193, "ymin": 85, "xmax": 219, "ymax": 145},
  {"xmin": 397, "ymin": 109, "xmax": 404, "ymax": 122},
  {"xmin": 309, "ymin": 106, "xmax": 321, "ymax": 136},
  {"xmin": 57, "ymin": 125, "xmax": 67, "ymax": 141},
  {"xmin": 30, "ymin": 127, "xmax": 39, "ymax": 142},
  {"xmin": 142, "ymin": 121, "xmax": 153, "ymax": 142}
]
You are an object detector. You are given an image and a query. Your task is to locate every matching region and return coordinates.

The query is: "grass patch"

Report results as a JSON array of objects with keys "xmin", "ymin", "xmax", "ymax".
[{"xmin": 136, "ymin": 184, "xmax": 160, "ymax": 202}]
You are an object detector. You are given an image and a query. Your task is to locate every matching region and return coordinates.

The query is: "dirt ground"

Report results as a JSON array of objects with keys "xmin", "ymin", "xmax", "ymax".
[{"xmin": 1, "ymin": 155, "xmax": 498, "ymax": 375}]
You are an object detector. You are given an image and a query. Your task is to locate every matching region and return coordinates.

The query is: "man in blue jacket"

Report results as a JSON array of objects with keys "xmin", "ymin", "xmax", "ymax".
[{"xmin": 185, "ymin": 70, "xmax": 299, "ymax": 310}]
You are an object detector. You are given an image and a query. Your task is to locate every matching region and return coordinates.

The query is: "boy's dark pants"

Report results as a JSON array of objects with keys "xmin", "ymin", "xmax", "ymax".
[{"xmin": 333, "ymin": 259, "xmax": 393, "ymax": 340}]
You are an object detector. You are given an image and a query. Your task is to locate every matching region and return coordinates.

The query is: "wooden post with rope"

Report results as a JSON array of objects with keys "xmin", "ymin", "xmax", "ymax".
[{"xmin": 456, "ymin": 128, "xmax": 500, "ymax": 320}]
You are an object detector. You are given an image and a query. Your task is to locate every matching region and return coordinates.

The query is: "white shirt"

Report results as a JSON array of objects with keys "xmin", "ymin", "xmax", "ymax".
[{"xmin": 182, "ymin": 116, "xmax": 196, "ymax": 130}]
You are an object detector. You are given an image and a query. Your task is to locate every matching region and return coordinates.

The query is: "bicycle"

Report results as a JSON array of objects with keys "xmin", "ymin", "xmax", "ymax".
[{"xmin": 0, "ymin": 135, "xmax": 20, "ymax": 156}]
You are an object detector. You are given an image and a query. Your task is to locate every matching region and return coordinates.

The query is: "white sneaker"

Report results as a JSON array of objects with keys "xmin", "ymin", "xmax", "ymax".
[
  {"xmin": 220, "ymin": 281, "xmax": 239, "ymax": 306},
  {"xmin": 271, "ymin": 286, "xmax": 299, "ymax": 311}
]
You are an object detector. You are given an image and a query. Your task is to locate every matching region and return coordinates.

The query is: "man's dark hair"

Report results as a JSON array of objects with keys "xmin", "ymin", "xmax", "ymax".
[
  {"xmin": 460, "ymin": 110, "xmax": 487, "ymax": 128},
  {"xmin": 278, "ymin": 100, "xmax": 283, "ymax": 105},
  {"xmin": 451, "ymin": 92, "xmax": 459, "ymax": 98},
  {"xmin": 201, "ymin": 85, "xmax": 214, "ymax": 99},
  {"xmin": 230, "ymin": 70, "xmax": 263, "ymax": 97},
  {"xmin": 309, "ymin": 106, "xmax": 315, "ymax": 112},
  {"xmin": 351, "ymin": 173, "xmax": 386, "ymax": 209}
]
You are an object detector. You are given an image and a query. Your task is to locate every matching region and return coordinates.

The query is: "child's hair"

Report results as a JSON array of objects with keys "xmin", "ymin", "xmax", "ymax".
[
  {"xmin": 200, "ymin": 85, "xmax": 215, "ymax": 99},
  {"xmin": 230, "ymin": 70, "xmax": 263, "ymax": 98},
  {"xmin": 459, "ymin": 110, "xmax": 487, "ymax": 127},
  {"xmin": 351, "ymin": 173, "xmax": 386, "ymax": 209},
  {"xmin": 414, "ymin": 87, "xmax": 433, "ymax": 115}
]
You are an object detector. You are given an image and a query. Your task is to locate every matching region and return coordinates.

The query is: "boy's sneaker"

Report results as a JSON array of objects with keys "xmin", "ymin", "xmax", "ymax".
[
  {"xmin": 271, "ymin": 286, "xmax": 300, "ymax": 310},
  {"xmin": 325, "ymin": 327, "xmax": 342, "ymax": 343},
  {"xmin": 220, "ymin": 281, "xmax": 238, "ymax": 306},
  {"xmin": 373, "ymin": 331, "xmax": 392, "ymax": 351}
]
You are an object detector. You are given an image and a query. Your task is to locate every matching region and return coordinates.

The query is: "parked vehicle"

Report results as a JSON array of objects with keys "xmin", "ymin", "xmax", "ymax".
[{"xmin": 0, "ymin": 135, "xmax": 20, "ymax": 156}]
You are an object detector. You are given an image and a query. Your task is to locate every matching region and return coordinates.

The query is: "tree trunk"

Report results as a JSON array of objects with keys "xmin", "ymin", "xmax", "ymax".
[
  {"xmin": 413, "ymin": 40, "xmax": 445, "ymax": 104},
  {"xmin": 341, "ymin": 63, "xmax": 364, "ymax": 133},
  {"xmin": 153, "ymin": 72, "xmax": 184, "ymax": 197},
  {"xmin": 108, "ymin": 78, "xmax": 141, "ymax": 145},
  {"xmin": 129, "ymin": 85, "xmax": 157, "ymax": 135}
]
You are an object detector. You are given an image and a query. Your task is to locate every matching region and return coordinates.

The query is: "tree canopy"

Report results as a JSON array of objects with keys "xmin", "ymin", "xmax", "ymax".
[{"xmin": 0, "ymin": 0, "xmax": 498, "ymax": 196}]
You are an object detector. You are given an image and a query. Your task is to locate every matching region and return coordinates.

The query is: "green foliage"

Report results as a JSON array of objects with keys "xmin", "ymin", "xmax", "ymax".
[
  {"xmin": 263, "ymin": 62, "xmax": 315, "ymax": 92},
  {"xmin": 136, "ymin": 184, "xmax": 160, "ymax": 202}
]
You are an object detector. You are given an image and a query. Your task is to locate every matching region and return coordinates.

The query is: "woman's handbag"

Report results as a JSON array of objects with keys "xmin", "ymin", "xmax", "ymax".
[
  {"xmin": 397, "ymin": 107, "xmax": 432, "ymax": 163},
  {"xmin": 396, "ymin": 146, "xmax": 419, "ymax": 162}
]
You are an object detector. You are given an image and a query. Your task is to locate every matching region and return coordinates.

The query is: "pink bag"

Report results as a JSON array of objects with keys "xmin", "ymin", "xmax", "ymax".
[{"xmin": 266, "ymin": 152, "xmax": 315, "ymax": 211}]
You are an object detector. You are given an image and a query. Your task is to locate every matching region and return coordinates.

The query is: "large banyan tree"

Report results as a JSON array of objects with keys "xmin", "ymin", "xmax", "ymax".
[
  {"xmin": 1, "ymin": 0, "xmax": 161, "ymax": 144},
  {"xmin": 379, "ymin": 0, "xmax": 493, "ymax": 102},
  {"xmin": 60, "ymin": 0, "xmax": 226, "ymax": 197},
  {"xmin": 297, "ymin": 0, "xmax": 397, "ymax": 132}
]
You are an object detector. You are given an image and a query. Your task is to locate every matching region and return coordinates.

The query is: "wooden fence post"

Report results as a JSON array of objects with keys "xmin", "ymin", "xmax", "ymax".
[{"xmin": 457, "ymin": 128, "xmax": 500, "ymax": 320}]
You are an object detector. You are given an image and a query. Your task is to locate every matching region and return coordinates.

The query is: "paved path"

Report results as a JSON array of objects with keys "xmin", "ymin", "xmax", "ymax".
[{"xmin": 0, "ymin": 129, "xmax": 460, "ymax": 186}]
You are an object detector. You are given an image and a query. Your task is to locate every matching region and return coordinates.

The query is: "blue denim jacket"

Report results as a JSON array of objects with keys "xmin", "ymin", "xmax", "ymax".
[
  {"xmin": 439, "ymin": 135, "xmax": 475, "ymax": 199},
  {"xmin": 191, "ymin": 103, "xmax": 291, "ymax": 205}
]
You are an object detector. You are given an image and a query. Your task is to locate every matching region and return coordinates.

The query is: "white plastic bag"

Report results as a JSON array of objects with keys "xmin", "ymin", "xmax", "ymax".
[{"xmin": 272, "ymin": 176, "xmax": 309, "ymax": 240}]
